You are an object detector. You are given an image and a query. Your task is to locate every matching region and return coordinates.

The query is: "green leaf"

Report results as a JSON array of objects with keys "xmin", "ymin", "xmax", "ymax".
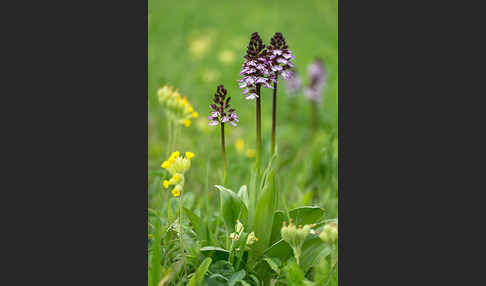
[
  {"xmin": 283, "ymin": 261, "xmax": 311, "ymax": 286},
  {"xmin": 248, "ymin": 169, "xmax": 258, "ymax": 230},
  {"xmin": 200, "ymin": 246, "xmax": 230, "ymax": 261},
  {"xmin": 209, "ymin": 260, "xmax": 235, "ymax": 279},
  {"xmin": 237, "ymin": 185, "xmax": 249, "ymax": 208},
  {"xmin": 248, "ymin": 274, "xmax": 260, "ymax": 286},
  {"xmin": 228, "ymin": 270, "xmax": 246, "ymax": 286},
  {"xmin": 264, "ymin": 235, "xmax": 330, "ymax": 273},
  {"xmin": 187, "ymin": 257, "xmax": 212, "ymax": 286},
  {"xmin": 148, "ymin": 208, "xmax": 158, "ymax": 217},
  {"xmin": 250, "ymin": 170, "xmax": 278, "ymax": 263},
  {"xmin": 269, "ymin": 210, "xmax": 287, "ymax": 245},
  {"xmin": 313, "ymin": 218, "xmax": 338, "ymax": 229},
  {"xmin": 215, "ymin": 185, "xmax": 247, "ymax": 232},
  {"xmin": 300, "ymin": 236, "xmax": 331, "ymax": 273},
  {"xmin": 263, "ymin": 239, "xmax": 293, "ymax": 262},
  {"xmin": 183, "ymin": 207, "xmax": 201, "ymax": 238},
  {"xmin": 150, "ymin": 215, "xmax": 163, "ymax": 286},
  {"xmin": 288, "ymin": 206, "xmax": 325, "ymax": 226},
  {"xmin": 262, "ymin": 258, "xmax": 280, "ymax": 274}
]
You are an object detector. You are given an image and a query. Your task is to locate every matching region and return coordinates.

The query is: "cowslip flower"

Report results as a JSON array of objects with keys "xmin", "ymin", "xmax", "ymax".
[
  {"xmin": 235, "ymin": 138, "xmax": 245, "ymax": 154},
  {"xmin": 189, "ymin": 36, "xmax": 212, "ymax": 59},
  {"xmin": 245, "ymin": 149, "xmax": 256, "ymax": 158},
  {"xmin": 319, "ymin": 222, "xmax": 338, "ymax": 244},
  {"xmin": 281, "ymin": 219, "xmax": 314, "ymax": 265},
  {"xmin": 160, "ymin": 151, "xmax": 195, "ymax": 197},
  {"xmin": 208, "ymin": 85, "xmax": 239, "ymax": 127},
  {"xmin": 305, "ymin": 58, "xmax": 327, "ymax": 103},
  {"xmin": 219, "ymin": 49, "xmax": 236, "ymax": 65},
  {"xmin": 238, "ymin": 32, "xmax": 274, "ymax": 100},
  {"xmin": 157, "ymin": 84, "xmax": 198, "ymax": 127},
  {"xmin": 267, "ymin": 32, "xmax": 295, "ymax": 81}
]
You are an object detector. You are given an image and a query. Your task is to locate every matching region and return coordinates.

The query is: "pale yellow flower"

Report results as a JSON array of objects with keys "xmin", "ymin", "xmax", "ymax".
[
  {"xmin": 183, "ymin": 119, "xmax": 191, "ymax": 127},
  {"xmin": 185, "ymin": 152, "xmax": 195, "ymax": 159},
  {"xmin": 235, "ymin": 139, "xmax": 245, "ymax": 153},
  {"xmin": 162, "ymin": 180, "xmax": 170, "ymax": 189},
  {"xmin": 189, "ymin": 37, "xmax": 211, "ymax": 58},
  {"xmin": 202, "ymin": 69, "xmax": 219, "ymax": 83},
  {"xmin": 246, "ymin": 149, "xmax": 256, "ymax": 158},
  {"xmin": 218, "ymin": 50, "xmax": 236, "ymax": 65}
]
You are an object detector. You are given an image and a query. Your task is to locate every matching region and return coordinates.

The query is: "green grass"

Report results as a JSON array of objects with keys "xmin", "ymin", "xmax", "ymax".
[{"xmin": 148, "ymin": 0, "xmax": 338, "ymax": 285}]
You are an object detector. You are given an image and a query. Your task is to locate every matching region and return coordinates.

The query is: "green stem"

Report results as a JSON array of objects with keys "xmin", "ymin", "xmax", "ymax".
[
  {"xmin": 311, "ymin": 101, "xmax": 318, "ymax": 135},
  {"xmin": 179, "ymin": 193, "xmax": 186, "ymax": 275},
  {"xmin": 271, "ymin": 81, "xmax": 277, "ymax": 156},
  {"xmin": 221, "ymin": 122, "xmax": 227, "ymax": 186},
  {"xmin": 256, "ymin": 84, "xmax": 262, "ymax": 177},
  {"xmin": 166, "ymin": 116, "xmax": 172, "ymax": 157},
  {"xmin": 172, "ymin": 123, "xmax": 179, "ymax": 152},
  {"xmin": 293, "ymin": 246, "xmax": 301, "ymax": 266}
]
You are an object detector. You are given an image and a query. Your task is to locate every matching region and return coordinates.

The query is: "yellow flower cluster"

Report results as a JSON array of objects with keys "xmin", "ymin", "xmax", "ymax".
[
  {"xmin": 235, "ymin": 138, "xmax": 256, "ymax": 158},
  {"xmin": 161, "ymin": 151, "xmax": 195, "ymax": 197},
  {"xmin": 158, "ymin": 85, "xmax": 199, "ymax": 127}
]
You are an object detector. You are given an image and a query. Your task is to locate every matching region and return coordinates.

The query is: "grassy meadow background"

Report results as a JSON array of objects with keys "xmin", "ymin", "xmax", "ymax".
[{"xmin": 148, "ymin": 0, "xmax": 338, "ymax": 284}]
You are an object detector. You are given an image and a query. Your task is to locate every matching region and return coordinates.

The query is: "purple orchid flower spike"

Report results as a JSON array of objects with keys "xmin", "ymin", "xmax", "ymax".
[
  {"xmin": 267, "ymin": 32, "xmax": 295, "ymax": 82},
  {"xmin": 208, "ymin": 84, "xmax": 236, "ymax": 185},
  {"xmin": 208, "ymin": 84, "xmax": 238, "ymax": 127},
  {"xmin": 284, "ymin": 70, "xmax": 302, "ymax": 96},
  {"xmin": 305, "ymin": 58, "xmax": 327, "ymax": 103},
  {"xmin": 238, "ymin": 32, "xmax": 273, "ymax": 100}
]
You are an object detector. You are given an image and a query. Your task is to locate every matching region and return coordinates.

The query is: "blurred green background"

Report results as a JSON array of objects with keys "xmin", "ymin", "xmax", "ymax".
[{"xmin": 148, "ymin": 0, "xmax": 338, "ymax": 217}]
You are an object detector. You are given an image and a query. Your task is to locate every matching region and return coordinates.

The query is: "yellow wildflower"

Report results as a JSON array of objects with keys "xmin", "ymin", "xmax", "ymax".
[
  {"xmin": 170, "ymin": 151, "xmax": 180, "ymax": 158},
  {"xmin": 170, "ymin": 173, "xmax": 180, "ymax": 184},
  {"xmin": 235, "ymin": 139, "xmax": 244, "ymax": 153},
  {"xmin": 162, "ymin": 180, "xmax": 170, "ymax": 189},
  {"xmin": 189, "ymin": 37, "xmax": 211, "ymax": 58},
  {"xmin": 246, "ymin": 149, "xmax": 256, "ymax": 158},
  {"xmin": 181, "ymin": 97, "xmax": 188, "ymax": 107},
  {"xmin": 168, "ymin": 157, "xmax": 176, "ymax": 164},
  {"xmin": 171, "ymin": 187, "xmax": 181, "ymax": 197},
  {"xmin": 218, "ymin": 50, "xmax": 236, "ymax": 65},
  {"xmin": 185, "ymin": 152, "xmax": 195, "ymax": 159},
  {"xmin": 158, "ymin": 84, "xmax": 198, "ymax": 127},
  {"xmin": 161, "ymin": 161, "xmax": 170, "ymax": 169}
]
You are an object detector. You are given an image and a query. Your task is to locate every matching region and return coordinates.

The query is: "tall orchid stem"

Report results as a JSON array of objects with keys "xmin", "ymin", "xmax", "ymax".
[
  {"xmin": 311, "ymin": 101, "xmax": 318, "ymax": 135},
  {"xmin": 220, "ymin": 122, "xmax": 227, "ymax": 185},
  {"xmin": 271, "ymin": 80, "xmax": 278, "ymax": 156},
  {"xmin": 256, "ymin": 84, "xmax": 262, "ymax": 177}
]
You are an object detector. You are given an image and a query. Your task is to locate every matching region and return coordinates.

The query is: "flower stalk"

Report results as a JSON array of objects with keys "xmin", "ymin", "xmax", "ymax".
[
  {"xmin": 256, "ymin": 84, "xmax": 262, "ymax": 176},
  {"xmin": 220, "ymin": 122, "xmax": 227, "ymax": 185},
  {"xmin": 305, "ymin": 58, "xmax": 327, "ymax": 134},
  {"xmin": 271, "ymin": 81, "xmax": 277, "ymax": 156},
  {"xmin": 208, "ymin": 84, "xmax": 238, "ymax": 185},
  {"xmin": 239, "ymin": 32, "xmax": 272, "ymax": 176},
  {"xmin": 267, "ymin": 32, "xmax": 295, "ymax": 157},
  {"xmin": 161, "ymin": 151, "xmax": 195, "ymax": 276}
]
